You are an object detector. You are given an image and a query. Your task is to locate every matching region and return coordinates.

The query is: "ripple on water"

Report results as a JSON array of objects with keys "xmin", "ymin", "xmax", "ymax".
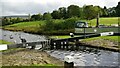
[{"xmin": 47, "ymin": 49, "xmax": 119, "ymax": 66}]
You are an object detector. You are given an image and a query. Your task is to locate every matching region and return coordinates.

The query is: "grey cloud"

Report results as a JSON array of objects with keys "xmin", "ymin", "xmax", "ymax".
[
  {"xmin": 0, "ymin": 0, "xmax": 119, "ymax": 16},
  {"xmin": 1, "ymin": 1, "xmax": 61, "ymax": 16}
]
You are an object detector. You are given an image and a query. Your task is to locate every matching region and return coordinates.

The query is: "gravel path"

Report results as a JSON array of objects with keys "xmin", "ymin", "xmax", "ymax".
[{"xmin": 1, "ymin": 49, "xmax": 64, "ymax": 66}]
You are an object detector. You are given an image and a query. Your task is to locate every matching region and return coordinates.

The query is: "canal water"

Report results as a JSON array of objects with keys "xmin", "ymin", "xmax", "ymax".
[
  {"xmin": 0, "ymin": 29, "xmax": 47, "ymax": 43},
  {"xmin": 46, "ymin": 49, "xmax": 119, "ymax": 66},
  {"xmin": 0, "ymin": 29, "xmax": 119, "ymax": 66}
]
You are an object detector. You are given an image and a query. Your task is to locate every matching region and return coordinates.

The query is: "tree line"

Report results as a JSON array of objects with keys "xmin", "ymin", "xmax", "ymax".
[
  {"xmin": 1, "ymin": 1, "xmax": 120, "ymax": 26},
  {"xmin": 31, "ymin": 2, "xmax": 120, "ymax": 21}
]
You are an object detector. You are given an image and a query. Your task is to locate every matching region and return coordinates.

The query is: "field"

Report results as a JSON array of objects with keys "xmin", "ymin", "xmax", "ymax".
[
  {"xmin": 4, "ymin": 21, "xmax": 46, "ymax": 33},
  {"xmin": 88, "ymin": 17, "xmax": 118, "ymax": 26},
  {"xmin": 3, "ymin": 17, "xmax": 119, "ymax": 34}
]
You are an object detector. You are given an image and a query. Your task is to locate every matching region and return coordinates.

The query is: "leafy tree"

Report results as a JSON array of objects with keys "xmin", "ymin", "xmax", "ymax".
[
  {"xmin": 67, "ymin": 5, "xmax": 81, "ymax": 18},
  {"xmin": 58, "ymin": 7, "xmax": 67, "ymax": 19},
  {"xmin": 43, "ymin": 20, "xmax": 55, "ymax": 31},
  {"xmin": 101, "ymin": 6, "xmax": 108, "ymax": 17},
  {"xmin": 108, "ymin": 7, "xmax": 116, "ymax": 17},
  {"xmin": 16, "ymin": 17, "xmax": 23, "ymax": 23},
  {"xmin": 51, "ymin": 10, "xmax": 61, "ymax": 19},
  {"xmin": 31, "ymin": 13, "xmax": 42, "ymax": 21},
  {"xmin": 43, "ymin": 12, "xmax": 52, "ymax": 20},
  {"xmin": 63, "ymin": 17, "xmax": 78, "ymax": 29},
  {"xmin": 2, "ymin": 17, "xmax": 11, "ymax": 26},
  {"xmin": 83, "ymin": 5, "xmax": 102, "ymax": 20},
  {"xmin": 116, "ymin": 1, "xmax": 120, "ymax": 17},
  {"xmin": 83, "ymin": 5, "xmax": 94, "ymax": 20}
]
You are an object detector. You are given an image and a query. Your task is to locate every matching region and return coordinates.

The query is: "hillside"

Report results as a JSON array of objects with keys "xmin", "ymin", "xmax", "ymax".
[{"xmin": 3, "ymin": 17, "xmax": 119, "ymax": 34}]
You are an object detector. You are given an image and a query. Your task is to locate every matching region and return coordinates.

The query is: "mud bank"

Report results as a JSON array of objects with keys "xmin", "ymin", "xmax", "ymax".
[{"xmin": 1, "ymin": 49, "xmax": 64, "ymax": 66}]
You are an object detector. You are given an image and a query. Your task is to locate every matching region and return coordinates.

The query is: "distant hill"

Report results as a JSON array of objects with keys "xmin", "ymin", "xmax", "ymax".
[{"xmin": 2, "ymin": 15, "xmax": 30, "ymax": 19}]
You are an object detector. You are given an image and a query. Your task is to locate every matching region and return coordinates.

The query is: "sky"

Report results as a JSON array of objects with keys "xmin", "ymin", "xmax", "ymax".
[{"xmin": 0, "ymin": 0, "xmax": 119, "ymax": 16}]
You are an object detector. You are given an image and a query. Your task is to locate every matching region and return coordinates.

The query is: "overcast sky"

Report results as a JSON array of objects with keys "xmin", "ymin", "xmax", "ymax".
[{"xmin": 0, "ymin": 0, "xmax": 119, "ymax": 16}]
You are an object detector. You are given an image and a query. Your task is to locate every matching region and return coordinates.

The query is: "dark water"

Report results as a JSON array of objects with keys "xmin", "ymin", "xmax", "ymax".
[{"xmin": 0, "ymin": 29, "xmax": 119, "ymax": 66}]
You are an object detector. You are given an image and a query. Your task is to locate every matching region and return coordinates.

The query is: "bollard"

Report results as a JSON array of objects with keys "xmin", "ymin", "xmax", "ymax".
[
  {"xmin": 70, "ymin": 33, "xmax": 74, "ymax": 37},
  {"xmin": 64, "ymin": 55, "xmax": 74, "ymax": 68},
  {"xmin": 31, "ymin": 45, "xmax": 35, "ymax": 49}
]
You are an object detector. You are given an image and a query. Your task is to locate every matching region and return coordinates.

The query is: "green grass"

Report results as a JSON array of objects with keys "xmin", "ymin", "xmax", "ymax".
[
  {"xmin": 3, "ymin": 17, "xmax": 119, "ymax": 34},
  {"xmin": 4, "ymin": 21, "xmax": 46, "ymax": 32},
  {"xmin": 81, "ymin": 36, "xmax": 119, "ymax": 42},
  {"xmin": 5, "ymin": 17, "xmax": 118, "ymax": 28},
  {"xmin": 49, "ymin": 35, "xmax": 80, "ymax": 39},
  {"xmin": 50, "ymin": 36, "xmax": 119, "ymax": 43},
  {"xmin": 88, "ymin": 17, "xmax": 118, "ymax": 26},
  {"xmin": 0, "ymin": 40, "xmax": 12, "ymax": 44},
  {"xmin": 7, "ymin": 21, "xmax": 45, "ymax": 27}
]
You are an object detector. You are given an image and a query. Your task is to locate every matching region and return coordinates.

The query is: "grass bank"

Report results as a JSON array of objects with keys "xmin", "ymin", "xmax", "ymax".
[
  {"xmin": 49, "ymin": 35, "xmax": 81, "ymax": 39},
  {"xmin": 81, "ymin": 36, "xmax": 119, "ymax": 42},
  {"xmin": 2, "ymin": 17, "xmax": 118, "ymax": 35},
  {"xmin": 88, "ymin": 17, "xmax": 118, "ymax": 26},
  {"xmin": 0, "ymin": 40, "xmax": 13, "ymax": 44},
  {"xmin": 80, "ymin": 36, "xmax": 120, "ymax": 51}
]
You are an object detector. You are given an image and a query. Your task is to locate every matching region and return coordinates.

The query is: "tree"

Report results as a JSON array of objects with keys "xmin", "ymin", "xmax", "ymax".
[
  {"xmin": 83, "ymin": 5, "xmax": 102, "ymax": 20},
  {"xmin": 43, "ymin": 20, "xmax": 55, "ymax": 31},
  {"xmin": 63, "ymin": 17, "xmax": 78, "ymax": 29},
  {"xmin": 58, "ymin": 7, "xmax": 67, "ymax": 19},
  {"xmin": 2, "ymin": 17, "xmax": 11, "ymax": 25},
  {"xmin": 108, "ymin": 7, "xmax": 116, "ymax": 17},
  {"xmin": 67, "ymin": 5, "xmax": 81, "ymax": 18},
  {"xmin": 116, "ymin": 1, "xmax": 120, "ymax": 17},
  {"xmin": 83, "ymin": 5, "xmax": 94, "ymax": 20},
  {"xmin": 101, "ymin": 6, "xmax": 108, "ymax": 17},
  {"xmin": 31, "ymin": 13, "xmax": 42, "ymax": 21},
  {"xmin": 51, "ymin": 10, "xmax": 61, "ymax": 19},
  {"xmin": 16, "ymin": 17, "xmax": 23, "ymax": 23},
  {"xmin": 43, "ymin": 12, "xmax": 52, "ymax": 20}
]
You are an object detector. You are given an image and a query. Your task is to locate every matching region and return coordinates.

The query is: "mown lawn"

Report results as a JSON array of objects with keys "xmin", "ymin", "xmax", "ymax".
[{"xmin": 88, "ymin": 17, "xmax": 118, "ymax": 26}]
